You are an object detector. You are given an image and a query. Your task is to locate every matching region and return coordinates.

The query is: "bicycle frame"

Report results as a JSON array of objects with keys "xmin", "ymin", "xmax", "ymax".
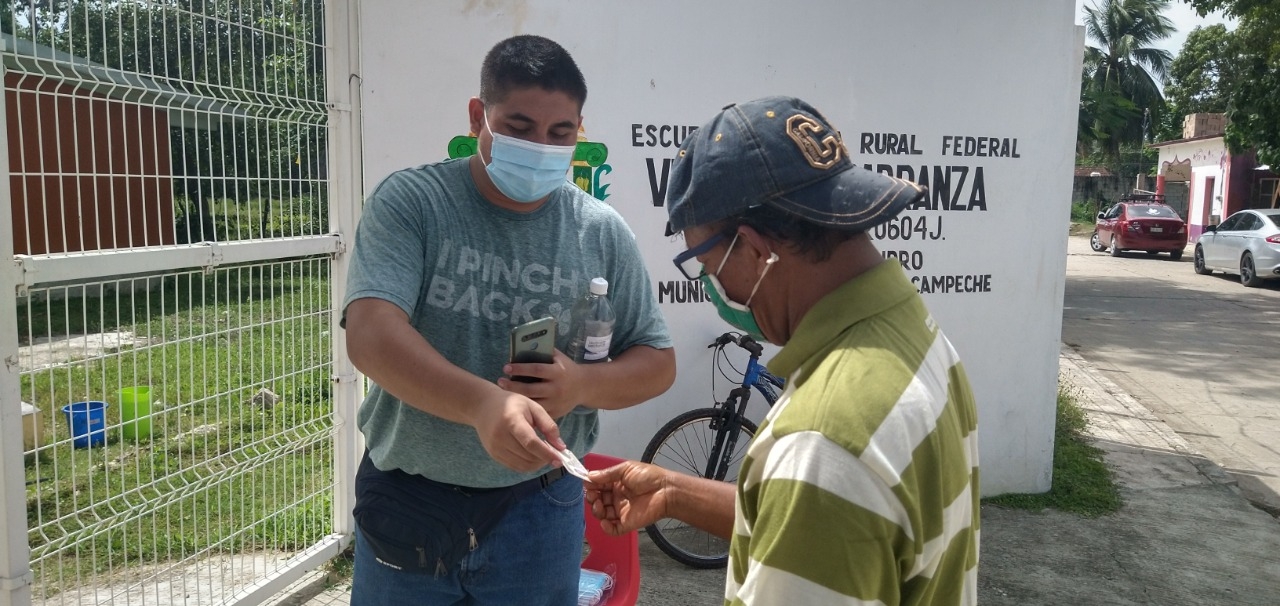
[
  {"xmin": 640, "ymin": 331, "xmax": 787, "ymax": 568},
  {"xmin": 704, "ymin": 349, "xmax": 784, "ymax": 480}
]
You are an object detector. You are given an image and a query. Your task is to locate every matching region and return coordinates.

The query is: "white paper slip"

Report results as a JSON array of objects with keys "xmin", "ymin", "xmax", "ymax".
[{"xmin": 557, "ymin": 448, "xmax": 590, "ymax": 481}]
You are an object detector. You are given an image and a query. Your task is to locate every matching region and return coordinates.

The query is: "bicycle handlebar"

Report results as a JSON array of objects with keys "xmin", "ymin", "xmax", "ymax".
[
  {"xmin": 707, "ymin": 332, "xmax": 765, "ymax": 357},
  {"xmin": 707, "ymin": 333, "xmax": 734, "ymax": 348}
]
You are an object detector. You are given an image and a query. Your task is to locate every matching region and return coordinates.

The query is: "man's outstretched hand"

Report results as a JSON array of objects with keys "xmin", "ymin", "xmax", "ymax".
[{"xmin": 584, "ymin": 461, "xmax": 673, "ymax": 536}]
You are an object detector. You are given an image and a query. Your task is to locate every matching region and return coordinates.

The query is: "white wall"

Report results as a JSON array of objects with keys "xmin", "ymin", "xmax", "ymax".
[
  {"xmin": 358, "ymin": 0, "xmax": 1082, "ymax": 494},
  {"xmin": 1159, "ymin": 139, "xmax": 1227, "ymax": 228},
  {"xmin": 1193, "ymin": 171, "xmax": 1226, "ymax": 223}
]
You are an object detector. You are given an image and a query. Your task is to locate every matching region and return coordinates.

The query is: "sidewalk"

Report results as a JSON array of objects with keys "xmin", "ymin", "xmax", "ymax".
[
  {"xmin": 978, "ymin": 348, "xmax": 1280, "ymax": 605},
  {"xmin": 276, "ymin": 348, "xmax": 1280, "ymax": 605}
]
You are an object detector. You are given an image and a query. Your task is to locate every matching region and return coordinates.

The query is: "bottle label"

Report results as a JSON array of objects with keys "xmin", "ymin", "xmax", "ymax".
[{"xmin": 583, "ymin": 334, "xmax": 612, "ymax": 361}]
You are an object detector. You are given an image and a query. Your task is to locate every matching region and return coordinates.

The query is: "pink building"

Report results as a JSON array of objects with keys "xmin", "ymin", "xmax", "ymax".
[{"xmin": 1152, "ymin": 115, "xmax": 1279, "ymax": 242}]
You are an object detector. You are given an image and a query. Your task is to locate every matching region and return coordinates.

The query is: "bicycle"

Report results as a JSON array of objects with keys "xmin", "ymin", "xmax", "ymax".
[{"xmin": 639, "ymin": 331, "xmax": 785, "ymax": 568}]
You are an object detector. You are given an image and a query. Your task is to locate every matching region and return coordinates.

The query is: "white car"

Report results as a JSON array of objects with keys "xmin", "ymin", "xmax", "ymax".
[{"xmin": 1193, "ymin": 209, "xmax": 1280, "ymax": 287}]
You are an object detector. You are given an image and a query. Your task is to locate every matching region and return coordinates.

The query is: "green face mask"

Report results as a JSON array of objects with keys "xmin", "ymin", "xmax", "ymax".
[{"xmin": 699, "ymin": 234, "xmax": 778, "ymax": 342}]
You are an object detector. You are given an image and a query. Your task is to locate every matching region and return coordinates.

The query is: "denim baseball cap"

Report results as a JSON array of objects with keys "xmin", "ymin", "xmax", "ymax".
[{"xmin": 665, "ymin": 96, "xmax": 926, "ymax": 236}]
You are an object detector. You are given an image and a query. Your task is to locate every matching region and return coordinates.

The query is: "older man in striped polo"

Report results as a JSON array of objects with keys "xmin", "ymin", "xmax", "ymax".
[{"xmin": 586, "ymin": 96, "xmax": 980, "ymax": 605}]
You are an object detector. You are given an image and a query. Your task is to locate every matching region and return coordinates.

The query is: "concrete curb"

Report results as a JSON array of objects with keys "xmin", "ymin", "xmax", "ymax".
[{"xmin": 1058, "ymin": 345, "xmax": 1241, "ymax": 492}]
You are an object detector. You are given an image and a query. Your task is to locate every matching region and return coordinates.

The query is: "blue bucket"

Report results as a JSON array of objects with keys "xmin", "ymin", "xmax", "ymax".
[{"xmin": 62, "ymin": 401, "xmax": 109, "ymax": 448}]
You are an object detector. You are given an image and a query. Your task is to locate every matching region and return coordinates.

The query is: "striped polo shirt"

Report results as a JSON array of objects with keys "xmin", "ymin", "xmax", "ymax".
[{"xmin": 726, "ymin": 261, "xmax": 980, "ymax": 605}]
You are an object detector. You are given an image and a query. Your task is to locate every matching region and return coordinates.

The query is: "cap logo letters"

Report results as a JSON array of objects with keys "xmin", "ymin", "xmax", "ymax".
[{"xmin": 785, "ymin": 114, "xmax": 845, "ymax": 170}]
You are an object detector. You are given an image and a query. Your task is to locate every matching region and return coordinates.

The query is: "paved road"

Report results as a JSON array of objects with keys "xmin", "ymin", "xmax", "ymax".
[{"xmin": 1061, "ymin": 234, "xmax": 1280, "ymax": 514}]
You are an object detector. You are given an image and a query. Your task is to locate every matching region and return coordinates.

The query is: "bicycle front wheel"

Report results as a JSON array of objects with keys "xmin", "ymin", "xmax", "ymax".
[{"xmin": 640, "ymin": 408, "xmax": 758, "ymax": 569}]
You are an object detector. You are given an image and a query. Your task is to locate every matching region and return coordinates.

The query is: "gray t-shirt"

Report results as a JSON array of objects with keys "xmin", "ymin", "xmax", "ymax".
[{"xmin": 343, "ymin": 158, "xmax": 672, "ymax": 488}]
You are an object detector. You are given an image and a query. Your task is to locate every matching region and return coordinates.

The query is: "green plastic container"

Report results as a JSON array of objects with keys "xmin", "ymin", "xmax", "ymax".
[{"xmin": 119, "ymin": 386, "xmax": 152, "ymax": 440}]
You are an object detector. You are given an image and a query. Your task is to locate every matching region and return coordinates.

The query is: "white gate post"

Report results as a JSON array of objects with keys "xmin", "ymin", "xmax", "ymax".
[
  {"xmin": 0, "ymin": 55, "xmax": 35, "ymax": 606},
  {"xmin": 326, "ymin": 0, "xmax": 365, "ymax": 542}
]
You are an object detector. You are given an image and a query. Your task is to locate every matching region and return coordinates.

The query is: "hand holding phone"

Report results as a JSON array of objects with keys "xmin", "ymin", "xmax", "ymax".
[{"xmin": 509, "ymin": 316, "xmax": 556, "ymax": 383}]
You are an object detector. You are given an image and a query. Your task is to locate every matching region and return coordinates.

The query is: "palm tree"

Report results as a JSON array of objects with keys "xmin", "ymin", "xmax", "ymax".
[{"xmin": 1080, "ymin": 0, "xmax": 1175, "ymax": 159}]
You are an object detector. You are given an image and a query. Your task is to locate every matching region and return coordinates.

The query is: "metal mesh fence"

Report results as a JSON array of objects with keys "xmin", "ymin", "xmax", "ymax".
[
  {"xmin": 19, "ymin": 261, "xmax": 333, "ymax": 603},
  {"xmin": 2, "ymin": 1, "xmax": 339, "ymax": 604},
  {"xmin": 4, "ymin": 0, "xmax": 328, "ymax": 254}
]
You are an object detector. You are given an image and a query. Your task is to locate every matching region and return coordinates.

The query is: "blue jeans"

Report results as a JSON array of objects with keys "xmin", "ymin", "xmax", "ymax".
[{"xmin": 351, "ymin": 474, "xmax": 585, "ymax": 606}]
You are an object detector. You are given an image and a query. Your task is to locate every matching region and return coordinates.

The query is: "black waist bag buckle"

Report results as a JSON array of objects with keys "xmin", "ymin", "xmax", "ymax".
[{"xmin": 353, "ymin": 454, "xmax": 549, "ymax": 576}]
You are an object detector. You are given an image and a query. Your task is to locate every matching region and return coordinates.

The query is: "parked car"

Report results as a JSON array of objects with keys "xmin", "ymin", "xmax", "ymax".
[
  {"xmin": 1193, "ymin": 209, "xmax": 1280, "ymax": 287},
  {"xmin": 1090, "ymin": 194, "xmax": 1188, "ymax": 259}
]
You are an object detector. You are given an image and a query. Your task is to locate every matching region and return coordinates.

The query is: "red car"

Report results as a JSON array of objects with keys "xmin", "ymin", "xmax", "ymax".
[{"xmin": 1090, "ymin": 195, "xmax": 1187, "ymax": 260}]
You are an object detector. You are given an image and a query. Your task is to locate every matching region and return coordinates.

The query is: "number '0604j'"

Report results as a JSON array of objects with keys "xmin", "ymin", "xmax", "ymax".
[{"xmin": 873, "ymin": 215, "xmax": 943, "ymax": 241}]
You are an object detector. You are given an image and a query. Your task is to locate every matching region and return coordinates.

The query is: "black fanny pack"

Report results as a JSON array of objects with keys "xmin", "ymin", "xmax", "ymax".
[{"xmin": 353, "ymin": 451, "xmax": 568, "ymax": 575}]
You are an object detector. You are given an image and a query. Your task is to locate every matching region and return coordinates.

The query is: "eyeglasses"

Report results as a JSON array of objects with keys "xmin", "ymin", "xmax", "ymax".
[{"xmin": 672, "ymin": 231, "xmax": 729, "ymax": 281}]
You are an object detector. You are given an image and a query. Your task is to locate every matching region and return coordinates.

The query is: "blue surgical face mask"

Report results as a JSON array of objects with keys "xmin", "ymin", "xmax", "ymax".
[
  {"xmin": 480, "ymin": 113, "xmax": 576, "ymax": 203},
  {"xmin": 699, "ymin": 233, "xmax": 778, "ymax": 342}
]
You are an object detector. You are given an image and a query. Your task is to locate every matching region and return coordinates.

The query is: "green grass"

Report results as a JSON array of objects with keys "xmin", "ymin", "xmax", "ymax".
[
  {"xmin": 1071, "ymin": 198, "xmax": 1101, "ymax": 224},
  {"xmin": 325, "ymin": 545, "xmax": 356, "ymax": 589},
  {"xmin": 1069, "ymin": 199, "xmax": 1099, "ymax": 237},
  {"xmin": 18, "ymin": 264, "xmax": 335, "ymax": 596},
  {"xmin": 175, "ymin": 195, "xmax": 328, "ymax": 244},
  {"xmin": 984, "ymin": 385, "xmax": 1122, "ymax": 517}
]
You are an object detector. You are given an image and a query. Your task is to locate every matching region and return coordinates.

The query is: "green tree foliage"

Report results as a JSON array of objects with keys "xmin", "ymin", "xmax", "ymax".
[
  {"xmin": 1184, "ymin": 0, "xmax": 1280, "ymax": 167},
  {"xmin": 1078, "ymin": 83, "xmax": 1140, "ymax": 157},
  {"xmin": 7, "ymin": 1, "xmax": 323, "ymax": 104},
  {"xmin": 1164, "ymin": 24, "xmax": 1234, "ymax": 115},
  {"xmin": 1079, "ymin": 0, "xmax": 1176, "ymax": 162},
  {"xmin": 1150, "ymin": 97, "xmax": 1185, "ymax": 143}
]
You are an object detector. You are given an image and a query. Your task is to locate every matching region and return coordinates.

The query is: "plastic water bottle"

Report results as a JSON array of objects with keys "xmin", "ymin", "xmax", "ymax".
[{"xmin": 566, "ymin": 277, "xmax": 615, "ymax": 364}]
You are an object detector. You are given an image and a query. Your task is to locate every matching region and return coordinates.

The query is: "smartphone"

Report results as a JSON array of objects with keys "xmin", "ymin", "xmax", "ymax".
[{"xmin": 509, "ymin": 316, "xmax": 556, "ymax": 382}]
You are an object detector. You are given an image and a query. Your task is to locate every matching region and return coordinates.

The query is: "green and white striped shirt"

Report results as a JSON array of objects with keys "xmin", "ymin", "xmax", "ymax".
[{"xmin": 726, "ymin": 261, "xmax": 980, "ymax": 605}]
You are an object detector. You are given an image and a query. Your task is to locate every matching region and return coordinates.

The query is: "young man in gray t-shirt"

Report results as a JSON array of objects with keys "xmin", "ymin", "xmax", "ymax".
[{"xmin": 342, "ymin": 35, "xmax": 674, "ymax": 605}]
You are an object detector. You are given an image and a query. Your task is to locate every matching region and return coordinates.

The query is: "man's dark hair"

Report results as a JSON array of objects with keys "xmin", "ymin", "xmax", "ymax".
[
  {"xmin": 710, "ymin": 204, "xmax": 861, "ymax": 263},
  {"xmin": 479, "ymin": 35, "xmax": 587, "ymax": 108}
]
